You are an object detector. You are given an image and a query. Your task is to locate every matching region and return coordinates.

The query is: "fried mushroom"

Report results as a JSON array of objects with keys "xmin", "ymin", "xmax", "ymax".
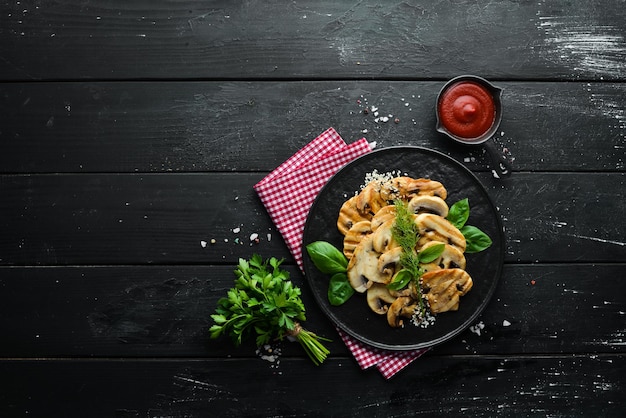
[
  {"xmin": 382, "ymin": 177, "xmax": 448, "ymax": 201},
  {"xmin": 387, "ymin": 296, "xmax": 418, "ymax": 328},
  {"xmin": 337, "ymin": 195, "xmax": 369, "ymax": 235},
  {"xmin": 370, "ymin": 205, "xmax": 395, "ymax": 232},
  {"xmin": 370, "ymin": 219, "xmax": 397, "ymax": 253},
  {"xmin": 343, "ymin": 220, "xmax": 372, "ymax": 259},
  {"xmin": 378, "ymin": 246, "xmax": 403, "ymax": 277},
  {"xmin": 355, "ymin": 182, "xmax": 387, "ymax": 218},
  {"xmin": 407, "ymin": 195, "xmax": 449, "ymax": 218},
  {"xmin": 418, "ymin": 241, "xmax": 466, "ymax": 270},
  {"xmin": 421, "ymin": 268, "xmax": 473, "ymax": 314},
  {"xmin": 366, "ymin": 283, "xmax": 397, "ymax": 315},
  {"xmin": 347, "ymin": 235, "xmax": 391, "ymax": 292},
  {"xmin": 415, "ymin": 213, "xmax": 466, "ymax": 252}
]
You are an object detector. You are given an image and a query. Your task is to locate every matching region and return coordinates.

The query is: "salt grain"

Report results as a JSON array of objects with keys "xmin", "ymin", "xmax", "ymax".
[
  {"xmin": 250, "ymin": 233, "xmax": 259, "ymax": 241},
  {"xmin": 470, "ymin": 321, "xmax": 485, "ymax": 336},
  {"xmin": 200, "ymin": 240, "xmax": 207, "ymax": 248},
  {"xmin": 256, "ymin": 344, "xmax": 282, "ymax": 368},
  {"xmin": 503, "ymin": 320, "xmax": 511, "ymax": 327},
  {"xmin": 232, "ymin": 227, "xmax": 241, "ymax": 233}
]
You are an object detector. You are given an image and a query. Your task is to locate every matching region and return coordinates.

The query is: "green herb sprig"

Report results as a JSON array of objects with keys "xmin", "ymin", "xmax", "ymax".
[
  {"xmin": 446, "ymin": 198, "xmax": 492, "ymax": 253},
  {"xmin": 210, "ymin": 255, "xmax": 330, "ymax": 366},
  {"xmin": 387, "ymin": 199, "xmax": 445, "ymax": 316},
  {"xmin": 305, "ymin": 241, "xmax": 354, "ymax": 306}
]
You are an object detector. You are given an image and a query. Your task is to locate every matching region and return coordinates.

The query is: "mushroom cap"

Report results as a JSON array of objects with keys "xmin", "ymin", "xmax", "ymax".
[
  {"xmin": 347, "ymin": 235, "xmax": 391, "ymax": 292},
  {"xmin": 378, "ymin": 246, "xmax": 403, "ymax": 276},
  {"xmin": 370, "ymin": 218, "xmax": 398, "ymax": 253},
  {"xmin": 415, "ymin": 213, "xmax": 466, "ymax": 252},
  {"xmin": 419, "ymin": 241, "xmax": 466, "ymax": 270},
  {"xmin": 387, "ymin": 296, "xmax": 417, "ymax": 328},
  {"xmin": 343, "ymin": 220, "xmax": 372, "ymax": 259},
  {"xmin": 337, "ymin": 195, "xmax": 369, "ymax": 236},
  {"xmin": 381, "ymin": 177, "xmax": 448, "ymax": 201},
  {"xmin": 421, "ymin": 268, "xmax": 473, "ymax": 314},
  {"xmin": 370, "ymin": 205, "xmax": 396, "ymax": 231},
  {"xmin": 389, "ymin": 279, "xmax": 420, "ymax": 299},
  {"xmin": 366, "ymin": 283, "xmax": 397, "ymax": 315},
  {"xmin": 407, "ymin": 195, "xmax": 449, "ymax": 218},
  {"xmin": 355, "ymin": 182, "xmax": 387, "ymax": 218}
]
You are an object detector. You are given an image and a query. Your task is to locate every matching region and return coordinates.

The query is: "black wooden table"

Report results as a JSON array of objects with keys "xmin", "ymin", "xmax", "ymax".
[{"xmin": 1, "ymin": 1, "xmax": 625, "ymax": 416}]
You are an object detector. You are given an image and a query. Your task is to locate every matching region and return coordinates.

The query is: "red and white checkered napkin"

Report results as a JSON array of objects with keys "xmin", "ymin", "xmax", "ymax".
[{"xmin": 254, "ymin": 128, "xmax": 429, "ymax": 379}]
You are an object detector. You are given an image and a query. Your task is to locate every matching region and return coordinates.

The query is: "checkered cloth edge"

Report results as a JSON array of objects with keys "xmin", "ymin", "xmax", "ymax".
[
  {"xmin": 254, "ymin": 128, "xmax": 372, "ymax": 269},
  {"xmin": 254, "ymin": 128, "xmax": 429, "ymax": 379},
  {"xmin": 337, "ymin": 328, "xmax": 429, "ymax": 379}
]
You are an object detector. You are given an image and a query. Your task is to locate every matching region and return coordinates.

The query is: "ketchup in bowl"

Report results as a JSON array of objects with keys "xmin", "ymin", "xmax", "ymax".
[{"xmin": 436, "ymin": 76, "xmax": 502, "ymax": 143}]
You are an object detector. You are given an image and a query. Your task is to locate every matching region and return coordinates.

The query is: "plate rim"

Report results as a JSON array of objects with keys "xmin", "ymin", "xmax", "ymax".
[{"xmin": 302, "ymin": 145, "xmax": 505, "ymax": 350}]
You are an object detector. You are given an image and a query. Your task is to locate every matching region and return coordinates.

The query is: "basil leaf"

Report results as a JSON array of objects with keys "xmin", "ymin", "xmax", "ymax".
[
  {"xmin": 418, "ymin": 243, "xmax": 445, "ymax": 264},
  {"xmin": 306, "ymin": 241, "xmax": 348, "ymax": 274},
  {"xmin": 461, "ymin": 225, "xmax": 492, "ymax": 253},
  {"xmin": 327, "ymin": 273, "xmax": 354, "ymax": 306},
  {"xmin": 447, "ymin": 198, "xmax": 470, "ymax": 229},
  {"xmin": 387, "ymin": 269, "xmax": 413, "ymax": 291}
]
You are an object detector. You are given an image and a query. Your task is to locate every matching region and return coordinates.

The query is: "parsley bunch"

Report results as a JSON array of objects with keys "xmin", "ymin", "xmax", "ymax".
[{"xmin": 210, "ymin": 255, "xmax": 330, "ymax": 365}]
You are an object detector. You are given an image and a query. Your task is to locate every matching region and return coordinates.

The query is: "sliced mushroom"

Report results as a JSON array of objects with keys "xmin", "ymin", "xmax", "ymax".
[
  {"xmin": 387, "ymin": 296, "xmax": 417, "ymax": 328},
  {"xmin": 337, "ymin": 195, "xmax": 369, "ymax": 235},
  {"xmin": 381, "ymin": 177, "xmax": 447, "ymax": 201},
  {"xmin": 366, "ymin": 283, "xmax": 397, "ymax": 314},
  {"xmin": 370, "ymin": 205, "xmax": 395, "ymax": 232},
  {"xmin": 415, "ymin": 213, "xmax": 466, "ymax": 252},
  {"xmin": 370, "ymin": 219, "xmax": 397, "ymax": 253},
  {"xmin": 347, "ymin": 235, "xmax": 390, "ymax": 292},
  {"xmin": 420, "ymin": 262, "xmax": 443, "ymax": 273},
  {"xmin": 389, "ymin": 279, "xmax": 420, "ymax": 299},
  {"xmin": 418, "ymin": 241, "xmax": 466, "ymax": 270},
  {"xmin": 421, "ymin": 268, "xmax": 473, "ymax": 314},
  {"xmin": 355, "ymin": 182, "xmax": 387, "ymax": 218},
  {"xmin": 343, "ymin": 220, "xmax": 372, "ymax": 259},
  {"xmin": 407, "ymin": 195, "xmax": 449, "ymax": 218},
  {"xmin": 378, "ymin": 246, "xmax": 403, "ymax": 277}
]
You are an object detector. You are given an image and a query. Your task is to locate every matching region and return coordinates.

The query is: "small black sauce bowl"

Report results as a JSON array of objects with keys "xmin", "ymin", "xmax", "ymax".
[{"xmin": 436, "ymin": 75, "xmax": 511, "ymax": 177}]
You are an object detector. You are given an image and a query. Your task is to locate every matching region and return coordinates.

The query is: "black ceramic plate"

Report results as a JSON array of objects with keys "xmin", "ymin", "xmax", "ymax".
[{"xmin": 301, "ymin": 146, "xmax": 504, "ymax": 350}]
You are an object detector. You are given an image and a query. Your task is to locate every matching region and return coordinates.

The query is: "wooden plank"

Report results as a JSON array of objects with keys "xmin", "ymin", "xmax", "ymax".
[
  {"xmin": 1, "ymin": 81, "xmax": 624, "ymax": 173},
  {"xmin": 0, "ymin": 356, "xmax": 623, "ymax": 416},
  {"xmin": 0, "ymin": 172, "xmax": 624, "ymax": 266},
  {"xmin": 0, "ymin": 264, "xmax": 623, "ymax": 357},
  {"xmin": 1, "ymin": 1, "xmax": 625, "ymax": 81}
]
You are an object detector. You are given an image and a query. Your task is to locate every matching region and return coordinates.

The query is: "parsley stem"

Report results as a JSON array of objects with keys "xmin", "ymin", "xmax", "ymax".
[{"xmin": 289, "ymin": 325, "xmax": 331, "ymax": 366}]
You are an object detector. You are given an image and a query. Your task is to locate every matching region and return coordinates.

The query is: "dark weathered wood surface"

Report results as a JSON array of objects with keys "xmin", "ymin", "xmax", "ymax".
[
  {"xmin": 1, "ymin": 1, "xmax": 625, "ymax": 81},
  {"xmin": 1, "ymin": 0, "xmax": 625, "ymax": 416}
]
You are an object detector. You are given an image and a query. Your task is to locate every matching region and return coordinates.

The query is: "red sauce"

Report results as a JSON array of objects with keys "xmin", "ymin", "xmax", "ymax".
[{"xmin": 438, "ymin": 81, "xmax": 496, "ymax": 140}]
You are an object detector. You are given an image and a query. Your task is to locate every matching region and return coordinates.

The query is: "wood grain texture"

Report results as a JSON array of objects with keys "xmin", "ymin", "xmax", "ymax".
[
  {"xmin": 1, "ymin": 1, "xmax": 625, "ymax": 81},
  {"xmin": 1, "ymin": 81, "xmax": 624, "ymax": 173},
  {"xmin": 1, "ymin": 1, "xmax": 624, "ymax": 415},
  {"xmin": 0, "ymin": 264, "xmax": 624, "ymax": 358},
  {"xmin": 0, "ymin": 356, "xmax": 623, "ymax": 417},
  {"xmin": 0, "ymin": 172, "xmax": 623, "ymax": 266}
]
